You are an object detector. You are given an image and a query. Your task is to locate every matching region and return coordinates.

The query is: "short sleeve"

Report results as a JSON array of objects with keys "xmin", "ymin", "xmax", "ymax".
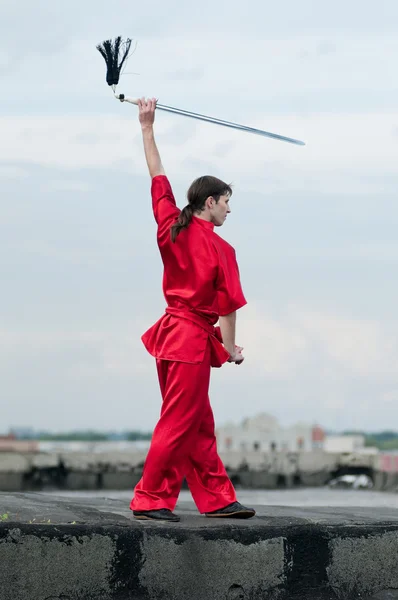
[
  {"xmin": 215, "ymin": 244, "xmax": 247, "ymax": 316},
  {"xmin": 151, "ymin": 175, "xmax": 180, "ymax": 227}
]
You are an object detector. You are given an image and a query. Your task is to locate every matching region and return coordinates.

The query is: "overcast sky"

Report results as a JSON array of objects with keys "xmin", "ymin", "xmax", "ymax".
[{"xmin": 1, "ymin": 0, "xmax": 398, "ymax": 434}]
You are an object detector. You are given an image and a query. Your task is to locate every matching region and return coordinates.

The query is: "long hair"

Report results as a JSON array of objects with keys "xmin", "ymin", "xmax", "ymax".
[{"xmin": 170, "ymin": 176, "xmax": 232, "ymax": 243}]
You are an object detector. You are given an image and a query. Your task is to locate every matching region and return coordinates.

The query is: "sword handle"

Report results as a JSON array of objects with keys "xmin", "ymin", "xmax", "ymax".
[{"xmin": 115, "ymin": 94, "xmax": 139, "ymax": 105}]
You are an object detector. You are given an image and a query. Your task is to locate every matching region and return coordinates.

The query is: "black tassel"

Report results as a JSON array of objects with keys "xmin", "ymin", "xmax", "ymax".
[{"xmin": 96, "ymin": 36, "xmax": 132, "ymax": 87}]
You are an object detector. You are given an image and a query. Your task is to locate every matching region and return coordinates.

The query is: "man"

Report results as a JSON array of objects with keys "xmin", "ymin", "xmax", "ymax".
[{"xmin": 130, "ymin": 97, "xmax": 255, "ymax": 522}]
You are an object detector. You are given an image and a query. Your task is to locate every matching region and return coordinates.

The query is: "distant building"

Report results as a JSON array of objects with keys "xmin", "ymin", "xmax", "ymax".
[
  {"xmin": 0, "ymin": 434, "xmax": 39, "ymax": 452},
  {"xmin": 37, "ymin": 440, "xmax": 151, "ymax": 453},
  {"xmin": 216, "ymin": 413, "xmax": 325, "ymax": 453},
  {"xmin": 323, "ymin": 435, "xmax": 377, "ymax": 454},
  {"xmin": 216, "ymin": 414, "xmax": 377, "ymax": 454}
]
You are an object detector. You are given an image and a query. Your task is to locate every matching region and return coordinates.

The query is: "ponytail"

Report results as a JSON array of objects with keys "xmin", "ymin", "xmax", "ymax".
[{"xmin": 170, "ymin": 205, "xmax": 194, "ymax": 243}]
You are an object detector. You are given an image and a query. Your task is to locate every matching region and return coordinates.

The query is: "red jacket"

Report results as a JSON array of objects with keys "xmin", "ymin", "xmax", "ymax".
[{"xmin": 141, "ymin": 175, "xmax": 247, "ymax": 366}]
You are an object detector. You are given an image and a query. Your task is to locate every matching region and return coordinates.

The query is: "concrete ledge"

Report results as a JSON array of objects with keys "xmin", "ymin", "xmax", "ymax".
[{"xmin": 1, "ymin": 493, "xmax": 398, "ymax": 599}]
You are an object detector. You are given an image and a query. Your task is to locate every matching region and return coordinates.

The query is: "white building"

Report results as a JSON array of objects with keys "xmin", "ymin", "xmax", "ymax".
[
  {"xmin": 323, "ymin": 435, "xmax": 377, "ymax": 454},
  {"xmin": 216, "ymin": 414, "xmax": 378, "ymax": 454},
  {"xmin": 216, "ymin": 413, "xmax": 320, "ymax": 453}
]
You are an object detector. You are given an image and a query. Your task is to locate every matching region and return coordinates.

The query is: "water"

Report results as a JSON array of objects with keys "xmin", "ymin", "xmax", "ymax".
[{"xmin": 44, "ymin": 487, "xmax": 398, "ymax": 508}]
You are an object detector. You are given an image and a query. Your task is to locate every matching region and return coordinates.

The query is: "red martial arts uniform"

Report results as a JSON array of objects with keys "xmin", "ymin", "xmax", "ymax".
[{"xmin": 130, "ymin": 175, "xmax": 247, "ymax": 514}]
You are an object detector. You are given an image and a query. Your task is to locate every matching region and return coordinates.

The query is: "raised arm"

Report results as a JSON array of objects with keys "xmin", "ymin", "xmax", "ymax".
[{"xmin": 138, "ymin": 97, "xmax": 166, "ymax": 179}]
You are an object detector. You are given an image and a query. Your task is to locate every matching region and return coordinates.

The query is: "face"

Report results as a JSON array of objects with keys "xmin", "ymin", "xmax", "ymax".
[{"xmin": 208, "ymin": 194, "xmax": 231, "ymax": 227}]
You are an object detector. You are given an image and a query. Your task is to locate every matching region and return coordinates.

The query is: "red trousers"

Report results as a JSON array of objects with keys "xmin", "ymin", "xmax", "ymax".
[{"xmin": 130, "ymin": 343, "xmax": 236, "ymax": 513}]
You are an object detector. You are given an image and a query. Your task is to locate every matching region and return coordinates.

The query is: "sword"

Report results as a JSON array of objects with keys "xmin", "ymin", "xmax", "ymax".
[{"xmin": 115, "ymin": 94, "xmax": 306, "ymax": 146}]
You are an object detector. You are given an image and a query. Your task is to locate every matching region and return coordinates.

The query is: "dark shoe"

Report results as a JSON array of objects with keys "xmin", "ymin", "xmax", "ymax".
[
  {"xmin": 205, "ymin": 501, "xmax": 256, "ymax": 519},
  {"xmin": 133, "ymin": 508, "xmax": 180, "ymax": 522}
]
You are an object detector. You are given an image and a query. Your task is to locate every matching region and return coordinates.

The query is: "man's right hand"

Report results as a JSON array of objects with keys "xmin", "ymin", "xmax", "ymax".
[{"xmin": 138, "ymin": 97, "xmax": 157, "ymax": 129}]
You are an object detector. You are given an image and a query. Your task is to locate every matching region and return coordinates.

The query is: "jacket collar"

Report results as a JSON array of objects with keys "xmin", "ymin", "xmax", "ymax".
[{"xmin": 192, "ymin": 215, "xmax": 215, "ymax": 231}]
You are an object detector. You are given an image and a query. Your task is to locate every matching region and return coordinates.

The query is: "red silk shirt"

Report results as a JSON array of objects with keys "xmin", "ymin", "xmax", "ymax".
[{"xmin": 141, "ymin": 175, "xmax": 247, "ymax": 366}]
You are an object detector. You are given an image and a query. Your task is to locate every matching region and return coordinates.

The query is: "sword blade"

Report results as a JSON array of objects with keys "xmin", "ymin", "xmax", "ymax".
[{"xmin": 157, "ymin": 103, "xmax": 306, "ymax": 146}]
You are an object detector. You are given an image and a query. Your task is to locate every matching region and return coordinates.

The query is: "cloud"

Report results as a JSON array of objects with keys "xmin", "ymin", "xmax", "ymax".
[
  {"xmin": 316, "ymin": 40, "xmax": 337, "ymax": 55},
  {"xmin": 43, "ymin": 179, "xmax": 93, "ymax": 193},
  {"xmin": 235, "ymin": 304, "xmax": 398, "ymax": 380},
  {"xmin": 168, "ymin": 68, "xmax": 205, "ymax": 81},
  {"xmin": 1, "ymin": 111, "xmax": 397, "ymax": 196},
  {"xmin": 1, "ymin": 1, "xmax": 398, "ymax": 433},
  {"xmin": 0, "ymin": 322, "xmax": 151, "ymax": 377},
  {"xmin": 2, "ymin": 21, "xmax": 398, "ymax": 118},
  {"xmin": 2, "ymin": 301, "xmax": 398, "ymax": 430},
  {"xmin": 0, "ymin": 165, "xmax": 29, "ymax": 179},
  {"xmin": 210, "ymin": 304, "xmax": 398, "ymax": 431},
  {"xmin": 293, "ymin": 310, "xmax": 398, "ymax": 378}
]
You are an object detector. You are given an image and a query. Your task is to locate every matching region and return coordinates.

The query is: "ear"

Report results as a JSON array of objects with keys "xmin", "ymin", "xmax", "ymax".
[{"xmin": 206, "ymin": 195, "xmax": 215, "ymax": 209}]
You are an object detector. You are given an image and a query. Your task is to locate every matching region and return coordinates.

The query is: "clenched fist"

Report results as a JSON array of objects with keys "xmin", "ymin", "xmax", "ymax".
[{"xmin": 138, "ymin": 97, "xmax": 157, "ymax": 129}]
